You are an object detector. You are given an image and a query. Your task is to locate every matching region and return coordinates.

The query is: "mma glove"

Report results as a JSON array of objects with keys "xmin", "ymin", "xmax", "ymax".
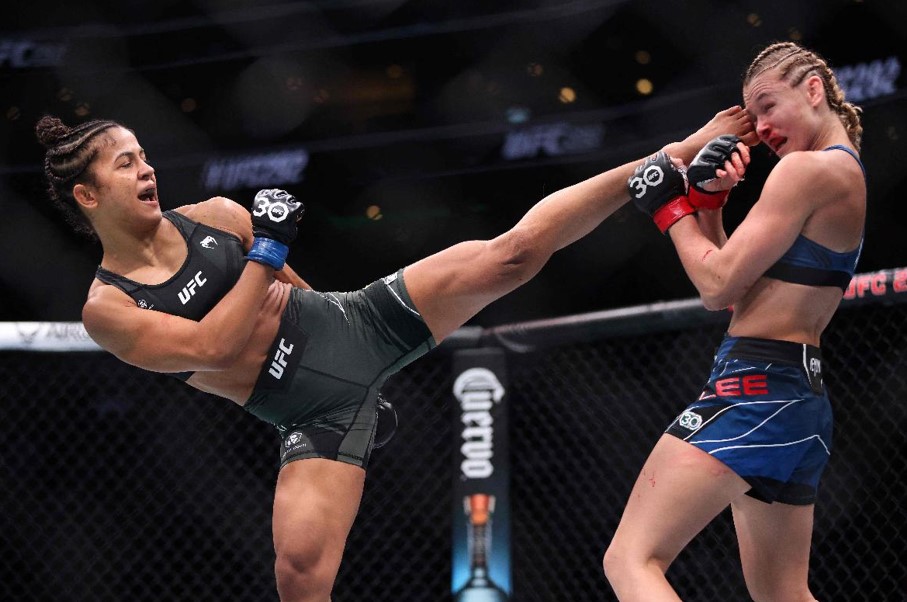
[
  {"xmin": 627, "ymin": 151, "xmax": 693, "ymax": 234},
  {"xmin": 247, "ymin": 188, "xmax": 305, "ymax": 270},
  {"xmin": 687, "ymin": 134, "xmax": 742, "ymax": 210}
]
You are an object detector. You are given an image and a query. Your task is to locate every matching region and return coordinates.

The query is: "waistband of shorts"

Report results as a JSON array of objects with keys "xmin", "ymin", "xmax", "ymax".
[{"xmin": 720, "ymin": 335, "xmax": 821, "ymax": 365}]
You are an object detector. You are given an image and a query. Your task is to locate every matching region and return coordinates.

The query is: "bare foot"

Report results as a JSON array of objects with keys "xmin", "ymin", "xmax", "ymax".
[
  {"xmin": 666, "ymin": 106, "xmax": 758, "ymax": 162},
  {"xmin": 697, "ymin": 105, "xmax": 758, "ymax": 146}
]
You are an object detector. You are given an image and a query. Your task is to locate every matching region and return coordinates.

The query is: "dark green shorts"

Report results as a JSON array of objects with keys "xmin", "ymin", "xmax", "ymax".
[{"xmin": 243, "ymin": 269, "xmax": 436, "ymax": 469}]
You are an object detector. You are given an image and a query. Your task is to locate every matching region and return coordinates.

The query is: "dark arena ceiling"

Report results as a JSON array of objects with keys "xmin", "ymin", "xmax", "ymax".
[{"xmin": 2, "ymin": 0, "xmax": 905, "ymax": 324}]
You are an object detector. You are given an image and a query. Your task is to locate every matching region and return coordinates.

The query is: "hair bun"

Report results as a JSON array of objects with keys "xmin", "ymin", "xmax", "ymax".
[{"xmin": 35, "ymin": 115, "xmax": 70, "ymax": 149}]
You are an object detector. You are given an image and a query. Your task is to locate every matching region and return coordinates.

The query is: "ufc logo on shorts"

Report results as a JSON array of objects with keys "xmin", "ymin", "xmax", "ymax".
[
  {"xmin": 714, "ymin": 374, "xmax": 769, "ymax": 397},
  {"xmin": 628, "ymin": 164, "xmax": 665, "ymax": 199},
  {"xmin": 178, "ymin": 271, "xmax": 207, "ymax": 304},
  {"xmin": 268, "ymin": 338, "xmax": 294, "ymax": 379}
]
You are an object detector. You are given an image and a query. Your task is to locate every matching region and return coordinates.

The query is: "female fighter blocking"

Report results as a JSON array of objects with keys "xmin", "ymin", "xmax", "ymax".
[{"xmin": 605, "ymin": 41, "xmax": 865, "ymax": 602}]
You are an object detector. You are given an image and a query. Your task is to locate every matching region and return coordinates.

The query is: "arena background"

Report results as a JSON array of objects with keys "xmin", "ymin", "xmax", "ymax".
[{"xmin": 2, "ymin": 1, "xmax": 906, "ymax": 600}]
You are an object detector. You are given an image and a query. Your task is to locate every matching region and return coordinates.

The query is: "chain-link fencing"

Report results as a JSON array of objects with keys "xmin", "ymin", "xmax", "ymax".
[{"xmin": 1, "ymin": 281, "xmax": 904, "ymax": 601}]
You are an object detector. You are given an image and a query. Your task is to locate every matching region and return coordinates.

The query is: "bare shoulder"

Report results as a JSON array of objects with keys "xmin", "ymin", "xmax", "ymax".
[
  {"xmin": 774, "ymin": 150, "xmax": 860, "ymax": 189},
  {"xmin": 176, "ymin": 197, "xmax": 253, "ymax": 245},
  {"xmin": 82, "ymin": 281, "xmax": 137, "ymax": 349}
]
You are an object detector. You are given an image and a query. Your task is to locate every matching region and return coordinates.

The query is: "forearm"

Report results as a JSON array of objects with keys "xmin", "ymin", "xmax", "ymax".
[
  {"xmin": 199, "ymin": 186, "xmax": 304, "ymax": 355},
  {"xmin": 695, "ymin": 210, "xmax": 728, "ymax": 248},
  {"xmin": 196, "ymin": 261, "xmax": 275, "ymax": 364},
  {"xmin": 668, "ymin": 218, "xmax": 732, "ymax": 310}
]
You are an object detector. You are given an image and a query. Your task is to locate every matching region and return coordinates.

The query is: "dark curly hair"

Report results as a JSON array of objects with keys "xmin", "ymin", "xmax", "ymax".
[{"xmin": 35, "ymin": 115, "xmax": 124, "ymax": 239}]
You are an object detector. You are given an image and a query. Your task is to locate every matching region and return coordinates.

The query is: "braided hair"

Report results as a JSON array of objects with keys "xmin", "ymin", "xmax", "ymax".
[
  {"xmin": 35, "ymin": 115, "xmax": 123, "ymax": 239},
  {"xmin": 743, "ymin": 42, "xmax": 863, "ymax": 151}
]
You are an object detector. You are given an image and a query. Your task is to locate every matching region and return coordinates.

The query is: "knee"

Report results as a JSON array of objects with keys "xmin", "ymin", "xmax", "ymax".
[
  {"xmin": 603, "ymin": 539, "xmax": 671, "ymax": 592},
  {"xmin": 487, "ymin": 226, "xmax": 548, "ymax": 282},
  {"xmin": 274, "ymin": 546, "xmax": 335, "ymax": 602}
]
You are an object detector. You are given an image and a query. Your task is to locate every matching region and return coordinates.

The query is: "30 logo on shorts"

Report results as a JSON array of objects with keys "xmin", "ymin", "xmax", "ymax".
[{"xmin": 677, "ymin": 410, "xmax": 703, "ymax": 431}]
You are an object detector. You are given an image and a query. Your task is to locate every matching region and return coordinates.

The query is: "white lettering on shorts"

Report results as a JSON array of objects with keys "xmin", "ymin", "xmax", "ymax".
[{"xmin": 268, "ymin": 338, "xmax": 295, "ymax": 379}]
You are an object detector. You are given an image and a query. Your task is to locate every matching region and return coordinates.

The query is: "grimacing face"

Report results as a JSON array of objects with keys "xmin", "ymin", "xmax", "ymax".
[{"xmin": 744, "ymin": 70, "xmax": 818, "ymax": 157}]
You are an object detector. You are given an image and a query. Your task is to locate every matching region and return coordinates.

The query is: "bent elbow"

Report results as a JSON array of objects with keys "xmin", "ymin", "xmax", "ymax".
[
  {"xmin": 196, "ymin": 343, "xmax": 241, "ymax": 371},
  {"xmin": 698, "ymin": 281, "xmax": 735, "ymax": 311},
  {"xmin": 700, "ymin": 293, "xmax": 730, "ymax": 312}
]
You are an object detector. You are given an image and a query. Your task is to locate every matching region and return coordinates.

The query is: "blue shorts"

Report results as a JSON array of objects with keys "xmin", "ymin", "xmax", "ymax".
[
  {"xmin": 665, "ymin": 335, "xmax": 833, "ymax": 505},
  {"xmin": 243, "ymin": 270, "xmax": 436, "ymax": 469}
]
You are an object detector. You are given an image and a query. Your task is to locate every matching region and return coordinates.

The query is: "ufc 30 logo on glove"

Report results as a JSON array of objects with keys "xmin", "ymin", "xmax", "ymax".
[
  {"xmin": 628, "ymin": 160, "xmax": 668, "ymax": 199},
  {"xmin": 247, "ymin": 188, "xmax": 305, "ymax": 270},
  {"xmin": 627, "ymin": 151, "xmax": 693, "ymax": 234},
  {"xmin": 252, "ymin": 189, "xmax": 303, "ymax": 224}
]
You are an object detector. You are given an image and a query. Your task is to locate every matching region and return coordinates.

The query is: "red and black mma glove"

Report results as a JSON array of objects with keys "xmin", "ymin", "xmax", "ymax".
[
  {"xmin": 627, "ymin": 151, "xmax": 693, "ymax": 234},
  {"xmin": 686, "ymin": 134, "xmax": 742, "ymax": 210},
  {"xmin": 247, "ymin": 188, "xmax": 305, "ymax": 270}
]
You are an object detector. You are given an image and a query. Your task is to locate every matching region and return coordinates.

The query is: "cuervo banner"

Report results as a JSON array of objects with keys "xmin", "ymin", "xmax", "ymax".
[{"xmin": 451, "ymin": 349, "xmax": 511, "ymax": 599}]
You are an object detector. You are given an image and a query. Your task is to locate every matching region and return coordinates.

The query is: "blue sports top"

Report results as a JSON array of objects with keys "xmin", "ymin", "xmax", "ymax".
[
  {"xmin": 762, "ymin": 145, "xmax": 865, "ymax": 291},
  {"xmin": 95, "ymin": 210, "xmax": 246, "ymax": 380}
]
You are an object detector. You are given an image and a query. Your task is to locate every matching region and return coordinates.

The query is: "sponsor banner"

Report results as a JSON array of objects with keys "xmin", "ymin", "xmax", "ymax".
[
  {"xmin": 451, "ymin": 349, "xmax": 511, "ymax": 598},
  {"xmin": 838, "ymin": 56, "xmax": 901, "ymax": 103},
  {"xmin": 842, "ymin": 267, "xmax": 907, "ymax": 306},
  {"xmin": 501, "ymin": 121, "xmax": 604, "ymax": 161},
  {"xmin": 201, "ymin": 149, "xmax": 309, "ymax": 191},
  {"xmin": 0, "ymin": 322, "xmax": 99, "ymax": 351}
]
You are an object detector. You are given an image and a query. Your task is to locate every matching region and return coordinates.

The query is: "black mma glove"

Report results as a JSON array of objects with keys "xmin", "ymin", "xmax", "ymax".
[
  {"xmin": 627, "ymin": 151, "xmax": 693, "ymax": 234},
  {"xmin": 247, "ymin": 188, "xmax": 305, "ymax": 270},
  {"xmin": 687, "ymin": 135, "xmax": 741, "ymax": 210}
]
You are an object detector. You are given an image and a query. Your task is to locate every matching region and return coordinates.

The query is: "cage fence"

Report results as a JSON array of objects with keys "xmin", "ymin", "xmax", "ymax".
[{"xmin": 1, "ymin": 268, "xmax": 905, "ymax": 601}]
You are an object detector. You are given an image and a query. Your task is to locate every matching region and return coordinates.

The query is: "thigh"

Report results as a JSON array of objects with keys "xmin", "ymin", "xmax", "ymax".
[
  {"xmin": 611, "ymin": 434, "xmax": 752, "ymax": 569},
  {"xmin": 731, "ymin": 495, "xmax": 815, "ymax": 596},
  {"xmin": 272, "ymin": 459, "xmax": 366, "ymax": 571}
]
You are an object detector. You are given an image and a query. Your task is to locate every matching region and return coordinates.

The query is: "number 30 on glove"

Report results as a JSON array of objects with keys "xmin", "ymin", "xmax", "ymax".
[
  {"xmin": 247, "ymin": 188, "xmax": 305, "ymax": 270},
  {"xmin": 627, "ymin": 151, "xmax": 693, "ymax": 234}
]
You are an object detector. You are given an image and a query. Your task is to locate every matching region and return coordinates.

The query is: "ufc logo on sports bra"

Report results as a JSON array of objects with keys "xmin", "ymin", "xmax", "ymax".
[
  {"xmin": 269, "ymin": 338, "xmax": 294, "ymax": 379},
  {"xmin": 714, "ymin": 374, "xmax": 769, "ymax": 397},
  {"xmin": 178, "ymin": 271, "xmax": 207, "ymax": 305}
]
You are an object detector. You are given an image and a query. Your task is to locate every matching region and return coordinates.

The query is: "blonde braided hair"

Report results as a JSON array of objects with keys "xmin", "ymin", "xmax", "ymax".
[{"xmin": 744, "ymin": 42, "xmax": 863, "ymax": 151}]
